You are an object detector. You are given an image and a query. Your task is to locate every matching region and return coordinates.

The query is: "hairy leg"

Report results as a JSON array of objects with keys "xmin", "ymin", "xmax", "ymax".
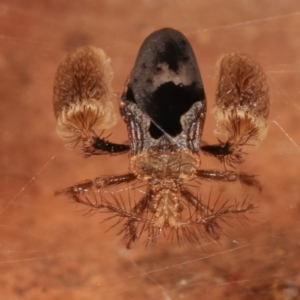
[
  {"xmin": 121, "ymin": 191, "xmax": 153, "ymax": 248},
  {"xmin": 196, "ymin": 169, "xmax": 262, "ymax": 191},
  {"xmin": 180, "ymin": 187, "xmax": 255, "ymax": 239},
  {"xmin": 55, "ymin": 173, "xmax": 137, "ymax": 197},
  {"xmin": 82, "ymin": 132, "xmax": 130, "ymax": 157}
]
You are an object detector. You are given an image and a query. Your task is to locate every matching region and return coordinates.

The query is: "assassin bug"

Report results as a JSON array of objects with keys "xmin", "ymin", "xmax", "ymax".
[{"xmin": 53, "ymin": 28, "xmax": 269, "ymax": 248}]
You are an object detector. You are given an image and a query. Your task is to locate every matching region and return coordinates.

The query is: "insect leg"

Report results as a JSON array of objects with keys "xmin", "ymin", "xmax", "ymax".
[
  {"xmin": 122, "ymin": 191, "xmax": 152, "ymax": 248},
  {"xmin": 55, "ymin": 173, "xmax": 137, "ymax": 198},
  {"xmin": 180, "ymin": 187, "xmax": 255, "ymax": 239},
  {"xmin": 203, "ymin": 53, "xmax": 269, "ymax": 167},
  {"xmin": 196, "ymin": 169, "xmax": 262, "ymax": 191},
  {"xmin": 200, "ymin": 140, "xmax": 244, "ymax": 167},
  {"xmin": 180, "ymin": 187, "xmax": 218, "ymax": 238},
  {"xmin": 82, "ymin": 133, "xmax": 130, "ymax": 157}
]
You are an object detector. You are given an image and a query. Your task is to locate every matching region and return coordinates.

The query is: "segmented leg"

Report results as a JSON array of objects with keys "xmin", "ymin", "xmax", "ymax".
[
  {"xmin": 180, "ymin": 187, "xmax": 255, "ymax": 239},
  {"xmin": 55, "ymin": 173, "xmax": 137, "ymax": 197},
  {"xmin": 57, "ymin": 179, "xmax": 154, "ymax": 247},
  {"xmin": 120, "ymin": 191, "xmax": 153, "ymax": 248},
  {"xmin": 200, "ymin": 140, "xmax": 245, "ymax": 167},
  {"xmin": 196, "ymin": 169, "xmax": 262, "ymax": 191},
  {"xmin": 82, "ymin": 132, "xmax": 130, "ymax": 157}
]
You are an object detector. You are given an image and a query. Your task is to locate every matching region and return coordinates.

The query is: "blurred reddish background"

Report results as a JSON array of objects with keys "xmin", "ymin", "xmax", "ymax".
[{"xmin": 1, "ymin": 1, "xmax": 300, "ymax": 299}]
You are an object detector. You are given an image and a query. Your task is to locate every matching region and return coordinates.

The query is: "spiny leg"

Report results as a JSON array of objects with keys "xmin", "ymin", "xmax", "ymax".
[
  {"xmin": 180, "ymin": 187, "xmax": 219, "ymax": 239},
  {"xmin": 180, "ymin": 187, "xmax": 255, "ymax": 239},
  {"xmin": 94, "ymin": 173, "xmax": 137, "ymax": 189},
  {"xmin": 196, "ymin": 169, "xmax": 262, "ymax": 192},
  {"xmin": 186, "ymin": 197, "xmax": 256, "ymax": 240},
  {"xmin": 58, "ymin": 182, "xmax": 150, "ymax": 226},
  {"xmin": 121, "ymin": 190, "xmax": 153, "ymax": 249},
  {"xmin": 180, "ymin": 187, "xmax": 213, "ymax": 216},
  {"xmin": 57, "ymin": 179, "xmax": 153, "ymax": 248},
  {"xmin": 67, "ymin": 191, "xmax": 150, "ymax": 229},
  {"xmin": 55, "ymin": 173, "xmax": 137, "ymax": 197}
]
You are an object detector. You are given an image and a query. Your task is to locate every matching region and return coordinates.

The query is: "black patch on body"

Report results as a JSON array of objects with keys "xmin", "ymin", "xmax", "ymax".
[
  {"xmin": 148, "ymin": 81, "xmax": 204, "ymax": 137},
  {"xmin": 122, "ymin": 28, "xmax": 206, "ymax": 139}
]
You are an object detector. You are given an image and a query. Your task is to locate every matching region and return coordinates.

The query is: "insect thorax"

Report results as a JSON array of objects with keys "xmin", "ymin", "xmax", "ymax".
[{"xmin": 130, "ymin": 149, "xmax": 199, "ymax": 183}]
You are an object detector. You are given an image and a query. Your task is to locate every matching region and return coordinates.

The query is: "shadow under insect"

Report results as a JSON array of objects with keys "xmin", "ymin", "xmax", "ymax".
[{"xmin": 53, "ymin": 28, "xmax": 269, "ymax": 248}]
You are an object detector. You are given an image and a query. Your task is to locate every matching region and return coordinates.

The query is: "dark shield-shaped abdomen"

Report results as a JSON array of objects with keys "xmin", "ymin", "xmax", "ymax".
[{"xmin": 126, "ymin": 28, "xmax": 206, "ymax": 138}]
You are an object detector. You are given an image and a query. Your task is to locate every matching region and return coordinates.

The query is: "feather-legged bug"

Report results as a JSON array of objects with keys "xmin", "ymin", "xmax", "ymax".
[{"xmin": 53, "ymin": 28, "xmax": 269, "ymax": 248}]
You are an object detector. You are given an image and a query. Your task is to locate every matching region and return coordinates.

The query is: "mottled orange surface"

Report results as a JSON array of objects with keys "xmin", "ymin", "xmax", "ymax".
[{"xmin": 1, "ymin": 1, "xmax": 300, "ymax": 299}]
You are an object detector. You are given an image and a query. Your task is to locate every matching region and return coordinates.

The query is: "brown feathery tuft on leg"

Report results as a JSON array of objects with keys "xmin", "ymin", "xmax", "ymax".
[
  {"xmin": 53, "ymin": 46, "xmax": 116, "ymax": 147},
  {"xmin": 213, "ymin": 52, "xmax": 269, "ymax": 147}
]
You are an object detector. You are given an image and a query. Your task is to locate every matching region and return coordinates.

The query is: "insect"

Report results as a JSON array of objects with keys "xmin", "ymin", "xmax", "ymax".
[{"xmin": 53, "ymin": 28, "xmax": 269, "ymax": 248}]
